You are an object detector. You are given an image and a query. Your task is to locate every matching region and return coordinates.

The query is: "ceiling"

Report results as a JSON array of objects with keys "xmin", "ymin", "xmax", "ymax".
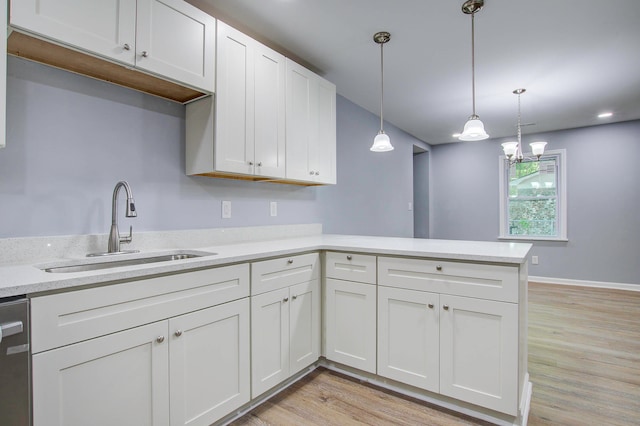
[{"xmin": 189, "ymin": 0, "xmax": 640, "ymax": 145}]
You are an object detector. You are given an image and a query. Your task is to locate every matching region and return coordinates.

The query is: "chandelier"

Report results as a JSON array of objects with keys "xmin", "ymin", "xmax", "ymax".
[{"xmin": 501, "ymin": 89, "xmax": 547, "ymax": 163}]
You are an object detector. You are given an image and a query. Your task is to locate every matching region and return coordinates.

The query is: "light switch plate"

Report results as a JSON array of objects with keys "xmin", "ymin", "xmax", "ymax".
[
  {"xmin": 222, "ymin": 201, "xmax": 231, "ymax": 219},
  {"xmin": 270, "ymin": 201, "xmax": 277, "ymax": 217}
]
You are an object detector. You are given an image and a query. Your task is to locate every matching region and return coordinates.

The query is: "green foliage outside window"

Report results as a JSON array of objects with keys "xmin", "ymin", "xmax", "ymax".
[{"xmin": 507, "ymin": 159, "xmax": 557, "ymax": 237}]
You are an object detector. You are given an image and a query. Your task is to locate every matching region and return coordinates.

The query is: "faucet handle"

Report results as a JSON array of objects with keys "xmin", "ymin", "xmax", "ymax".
[{"xmin": 120, "ymin": 225, "xmax": 133, "ymax": 244}]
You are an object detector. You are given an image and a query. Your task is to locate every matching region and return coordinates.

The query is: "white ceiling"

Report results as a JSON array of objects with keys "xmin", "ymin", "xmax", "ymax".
[{"xmin": 189, "ymin": 0, "xmax": 640, "ymax": 145}]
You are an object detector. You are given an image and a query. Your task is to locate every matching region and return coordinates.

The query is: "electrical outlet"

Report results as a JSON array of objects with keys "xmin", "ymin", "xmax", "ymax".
[
  {"xmin": 531, "ymin": 255, "xmax": 539, "ymax": 265},
  {"xmin": 222, "ymin": 201, "xmax": 231, "ymax": 219},
  {"xmin": 270, "ymin": 201, "xmax": 277, "ymax": 217}
]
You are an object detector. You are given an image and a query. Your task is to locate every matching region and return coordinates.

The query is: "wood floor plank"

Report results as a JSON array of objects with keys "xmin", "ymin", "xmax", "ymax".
[{"xmin": 230, "ymin": 282, "xmax": 640, "ymax": 425}]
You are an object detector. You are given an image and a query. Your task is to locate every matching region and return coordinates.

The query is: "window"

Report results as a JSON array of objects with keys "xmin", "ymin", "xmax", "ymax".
[{"xmin": 499, "ymin": 149, "xmax": 567, "ymax": 241}]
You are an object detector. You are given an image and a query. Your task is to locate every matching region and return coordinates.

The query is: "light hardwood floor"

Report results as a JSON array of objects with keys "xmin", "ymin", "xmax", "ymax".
[{"xmin": 231, "ymin": 283, "xmax": 640, "ymax": 425}]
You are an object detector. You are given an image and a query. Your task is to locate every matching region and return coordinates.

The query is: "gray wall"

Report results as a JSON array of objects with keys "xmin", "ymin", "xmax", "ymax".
[
  {"xmin": 0, "ymin": 57, "xmax": 425, "ymax": 240},
  {"xmin": 318, "ymin": 96, "xmax": 429, "ymax": 237},
  {"xmin": 431, "ymin": 120, "xmax": 640, "ymax": 285}
]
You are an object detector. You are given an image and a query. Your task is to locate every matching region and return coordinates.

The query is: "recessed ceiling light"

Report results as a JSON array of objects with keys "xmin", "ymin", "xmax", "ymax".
[
  {"xmin": 452, "ymin": 133, "xmax": 462, "ymax": 138},
  {"xmin": 598, "ymin": 112, "xmax": 613, "ymax": 118}
]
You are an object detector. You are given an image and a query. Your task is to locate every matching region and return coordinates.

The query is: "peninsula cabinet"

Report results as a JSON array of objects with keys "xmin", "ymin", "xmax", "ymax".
[
  {"xmin": 9, "ymin": 0, "xmax": 215, "ymax": 97},
  {"xmin": 30, "ymin": 264, "xmax": 250, "ymax": 426},
  {"xmin": 377, "ymin": 256, "xmax": 520, "ymax": 416},
  {"xmin": 251, "ymin": 254, "xmax": 321, "ymax": 397},
  {"xmin": 324, "ymin": 252, "xmax": 377, "ymax": 373},
  {"xmin": 285, "ymin": 59, "xmax": 337, "ymax": 184}
]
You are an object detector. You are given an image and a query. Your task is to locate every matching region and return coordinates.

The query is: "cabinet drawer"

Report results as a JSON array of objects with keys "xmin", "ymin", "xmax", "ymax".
[
  {"xmin": 378, "ymin": 257, "xmax": 518, "ymax": 303},
  {"xmin": 325, "ymin": 252, "xmax": 376, "ymax": 284},
  {"xmin": 251, "ymin": 253, "xmax": 319, "ymax": 295},
  {"xmin": 31, "ymin": 263, "xmax": 249, "ymax": 353}
]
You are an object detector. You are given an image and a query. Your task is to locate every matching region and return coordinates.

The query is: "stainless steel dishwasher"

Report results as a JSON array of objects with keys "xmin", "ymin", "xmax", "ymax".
[{"xmin": 0, "ymin": 296, "xmax": 30, "ymax": 426}]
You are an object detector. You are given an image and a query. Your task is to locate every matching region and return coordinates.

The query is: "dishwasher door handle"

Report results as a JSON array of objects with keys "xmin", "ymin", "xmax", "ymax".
[{"xmin": 0, "ymin": 321, "xmax": 23, "ymax": 343}]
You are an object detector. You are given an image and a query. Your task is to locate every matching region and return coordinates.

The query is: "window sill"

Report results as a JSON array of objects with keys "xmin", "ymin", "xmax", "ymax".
[{"xmin": 498, "ymin": 235, "xmax": 568, "ymax": 242}]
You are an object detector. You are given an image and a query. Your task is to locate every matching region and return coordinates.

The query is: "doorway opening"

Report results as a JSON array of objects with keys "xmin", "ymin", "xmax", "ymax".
[{"xmin": 413, "ymin": 146, "xmax": 429, "ymax": 238}]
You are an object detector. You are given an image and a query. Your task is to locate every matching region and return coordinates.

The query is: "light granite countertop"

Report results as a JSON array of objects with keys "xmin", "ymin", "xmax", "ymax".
[{"xmin": 0, "ymin": 234, "xmax": 532, "ymax": 298}]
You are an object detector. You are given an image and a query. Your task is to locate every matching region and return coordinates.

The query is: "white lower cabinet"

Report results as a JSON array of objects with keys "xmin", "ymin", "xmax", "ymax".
[
  {"xmin": 377, "ymin": 256, "xmax": 521, "ymax": 416},
  {"xmin": 377, "ymin": 286, "xmax": 440, "ymax": 392},
  {"xmin": 32, "ymin": 321, "xmax": 171, "ymax": 426},
  {"xmin": 324, "ymin": 278, "xmax": 377, "ymax": 373},
  {"xmin": 169, "ymin": 299, "xmax": 250, "ymax": 426},
  {"xmin": 439, "ymin": 294, "xmax": 519, "ymax": 415},
  {"xmin": 33, "ymin": 298, "xmax": 250, "ymax": 426},
  {"xmin": 251, "ymin": 280, "xmax": 320, "ymax": 398},
  {"xmin": 31, "ymin": 264, "xmax": 251, "ymax": 426}
]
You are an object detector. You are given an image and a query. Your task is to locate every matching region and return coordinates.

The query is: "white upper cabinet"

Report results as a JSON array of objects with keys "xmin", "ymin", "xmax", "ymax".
[
  {"xmin": 186, "ymin": 25, "xmax": 336, "ymax": 185},
  {"xmin": 214, "ymin": 21, "xmax": 286, "ymax": 178},
  {"xmin": 10, "ymin": 0, "xmax": 137, "ymax": 65},
  {"xmin": 285, "ymin": 59, "xmax": 336, "ymax": 184},
  {"xmin": 9, "ymin": 0, "xmax": 215, "ymax": 93},
  {"xmin": 135, "ymin": 0, "xmax": 215, "ymax": 92}
]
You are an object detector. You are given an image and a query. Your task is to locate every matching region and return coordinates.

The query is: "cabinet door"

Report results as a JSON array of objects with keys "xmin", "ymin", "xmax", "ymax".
[
  {"xmin": 32, "ymin": 321, "xmax": 169, "ymax": 426},
  {"xmin": 378, "ymin": 286, "xmax": 439, "ymax": 393},
  {"xmin": 251, "ymin": 287, "xmax": 290, "ymax": 397},
  {"xmin": 169, "ymin": 299, "xmax": 250, "ymax": 426},
  {"xmin": 135, "ymin": 0, "xmax": 215, "ymax": 92},
  {"xmin": 325, "ymin": 279, "xmax": 376, "ymax": 373},
  {"xmin": 253, "ymin": 42, "xmax": 286, "ymax": 178},
  {"xmin": 285, "ymin": 59, "xmax": 313, "ymax": 182},
  {"xmin": 285, "ymin": 59, "xmax": 336, "ymax": 184},
  {"xmin": 311, "ymin": 77, "xmax": 336, "ymax": 184},
  {"xmin": 440, "ymin": 295, "xmax": 519, "ymax": 415},
  {"xmin": 215, "ymin": 21, "xmax": 255, "ymax": 175},
  {"xmin": 10, "ymin": 0, "xmax": 137, "ymax": 65},
  {"xmin": 289, "ymin": 280, "xmax": 321, "ymax": 375}
]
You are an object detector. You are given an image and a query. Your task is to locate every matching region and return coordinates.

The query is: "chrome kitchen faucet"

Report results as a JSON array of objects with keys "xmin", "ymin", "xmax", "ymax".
[
  {"xmin": 107, "ymin": 181, "xmax": 137, "ymax": 254},
  {"xmin": 108, "ymin": 180, "xmax": 137, "ymax": 253}
]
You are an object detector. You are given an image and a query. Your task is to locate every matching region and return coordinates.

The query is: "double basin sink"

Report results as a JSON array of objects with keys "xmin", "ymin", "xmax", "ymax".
[{"xmin": 40, "ymin": 250, "xmax": 217, "ymax": 273}]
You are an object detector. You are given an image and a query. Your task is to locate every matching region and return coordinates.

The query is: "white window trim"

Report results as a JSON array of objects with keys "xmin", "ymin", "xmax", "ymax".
[{"xmin": 498, "ymin": 149, "xmax": 567, "ymax": 241}]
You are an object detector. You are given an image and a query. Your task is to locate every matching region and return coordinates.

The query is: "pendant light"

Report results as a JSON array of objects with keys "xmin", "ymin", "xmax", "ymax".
[
  {"xmin": 370, "ymin": 31, "xmax": 394, "ymax": 152},
  {"xmin": 502, "ymin": 88, "xmax": 548, "ymax": 163},
  {"xmin": 458, "ymin": 0, "xmax": 489, "ymax": 141}
]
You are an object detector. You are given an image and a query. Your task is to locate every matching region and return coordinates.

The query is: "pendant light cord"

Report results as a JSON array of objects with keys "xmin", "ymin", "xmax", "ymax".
[
  {"xmin": 471, "ymin": 12, "xmax": 476, "ymax": 117},
  {"xmin": 380, "ymin": 41, "xmax": 385, "ymax": 132}
]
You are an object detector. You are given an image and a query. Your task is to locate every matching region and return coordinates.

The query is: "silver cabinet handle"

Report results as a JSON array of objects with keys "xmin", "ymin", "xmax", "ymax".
[
  {"xmin": 287, "ymin": 259, "xmax": 294, "ymax": 264},
  {"xmin": 436, "ymin": 265, "xmax": 443, "ymax": 271},
  {"xmin": 123, "ymin": 43, "xmax": 131, "ymax": 51},
  {"xmin": 428, "ymin": 303, "xmax": 434, "ymax": 309},
  {"xmin": 283, "ymin": 297, "xmax": 289, "ymax": 303},
  {"xmin": 309, "ymin": 171, "xmax": 314, "ymax": 175},
  {"xmin": 443, "ymin": 305, "xmax": 449, "ymax": 310},
  {"xmin": 346, "ymin": 255, "xmax": 352, "ymax": 260},
  {"xmin": 315, "ymin": 171, "xmax": 320, "ymax": 176},
  {"xmin": 292, "ymin": 295, "xmax": 297, "ymax": 300},
  {"xmin": 141, "ymin": 51, "xmax": 149, "ymax": 58},
  {"xmin": 174, "ymin": 330, "xmax": 183, "ymax": 337},
  {"xmin": 156, "ymin": 335, "xmax": 165, "ymax": 343},
  {"xmin": 257, "ymin": 162, "xmax": 262, "ymax": 167}
]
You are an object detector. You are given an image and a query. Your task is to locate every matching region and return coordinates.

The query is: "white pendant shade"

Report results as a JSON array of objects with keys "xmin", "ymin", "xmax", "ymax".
[
  {"xmin": 370, "ymin": 131, "xmax": 394, "ymax": 152},
  {"xmin": 459, "ymin": 117, "xmax": 489, "ymax": 141},
  {"xmin": 501, "ymin": 141, "xmax": 519, "ymax": 158},
  {"xmin": 530, "ymin": 141, "xmax": 547, "ymax": 157}
]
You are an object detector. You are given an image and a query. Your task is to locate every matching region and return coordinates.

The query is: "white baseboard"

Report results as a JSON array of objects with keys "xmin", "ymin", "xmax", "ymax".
[{"xmin": 529, "ymin": 276, "xmax": 640, "ymax": 292}]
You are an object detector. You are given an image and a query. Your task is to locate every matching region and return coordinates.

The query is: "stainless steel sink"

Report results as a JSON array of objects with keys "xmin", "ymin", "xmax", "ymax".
[{"xmin": 40, "ymin": 250, "xmax": 217, "ymax": 273}]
